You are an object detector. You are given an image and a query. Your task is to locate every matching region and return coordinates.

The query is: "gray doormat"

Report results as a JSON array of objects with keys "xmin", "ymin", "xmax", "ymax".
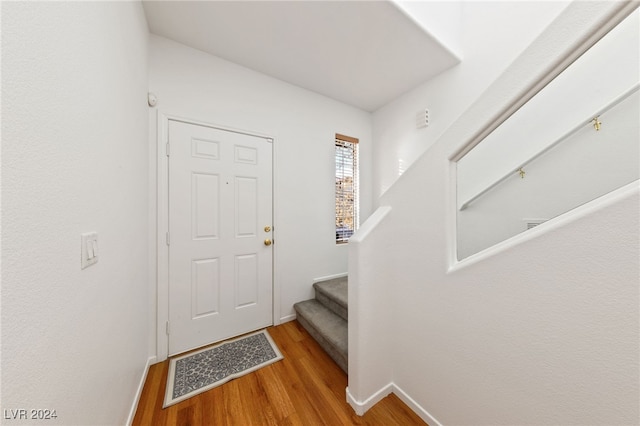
[{"xmin": 163, "ymin": 329, "xmax": 283, "ymax": 407}]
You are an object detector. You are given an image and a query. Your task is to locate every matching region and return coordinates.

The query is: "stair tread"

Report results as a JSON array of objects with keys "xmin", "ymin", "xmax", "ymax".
[
  {"xmin": 313, "ymin": 277, "xmax": 348, "ymax": 309},
  {"xmin": 293, "ymin": 299, "xmax": 347, "ymax": 355}
]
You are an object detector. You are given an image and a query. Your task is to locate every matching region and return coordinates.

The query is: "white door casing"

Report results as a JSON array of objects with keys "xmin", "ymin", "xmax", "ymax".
[{"xmin": 166, "ymin": 119, "xmax": 273, "ymax": 356}]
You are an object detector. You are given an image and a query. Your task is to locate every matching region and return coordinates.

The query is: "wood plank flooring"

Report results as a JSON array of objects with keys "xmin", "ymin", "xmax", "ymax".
[{"xmin": 133, "ymin": 320, "xmax": 427, "ymax": 425}]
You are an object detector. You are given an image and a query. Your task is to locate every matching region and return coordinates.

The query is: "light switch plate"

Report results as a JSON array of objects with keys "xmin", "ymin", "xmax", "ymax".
[{"xmin": 81, "ymin": 232, "xmax": 98, "ymax": 269}]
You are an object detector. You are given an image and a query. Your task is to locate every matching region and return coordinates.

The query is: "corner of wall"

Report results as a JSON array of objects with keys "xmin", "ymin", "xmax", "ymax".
[
  {"xmin": 126, "ymin": 356, "xmax": 157, "ymax": 425},
  {"xmin": 346, "ymin": 384, "xmax": 393, "ymax": 416},
  {"xmin": 347, "ymin": 206, "xmax": 394, "ymax": 411}
]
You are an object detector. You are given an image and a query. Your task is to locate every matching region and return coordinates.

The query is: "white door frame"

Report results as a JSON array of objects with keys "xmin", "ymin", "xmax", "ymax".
[{"xmin": 155, "ymin": 111, "xmax": 279, "ymax": 362}]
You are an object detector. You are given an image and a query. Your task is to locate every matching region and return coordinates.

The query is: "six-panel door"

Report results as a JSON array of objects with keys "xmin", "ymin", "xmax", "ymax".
[{"xmin": 168, "ymin": 120, "xmax": 273, "ymax": 356}]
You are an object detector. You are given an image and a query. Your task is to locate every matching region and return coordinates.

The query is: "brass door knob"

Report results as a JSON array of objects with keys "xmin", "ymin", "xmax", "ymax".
[{"xmin": 264, "ymin": 239, "xmax": 272, "ymax": 246}]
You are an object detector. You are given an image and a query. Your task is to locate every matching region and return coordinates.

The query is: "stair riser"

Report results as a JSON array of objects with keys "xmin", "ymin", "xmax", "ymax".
[
  {"xmin": 294, "ymin": 278, "xmax": 348, "ymax": 374},
  {"xmin": 314, "ymin": 289, "xmax": 348, "ymax": 321},
  {"xmin": 296, "ymin": 313, "xmax": 348, "ymax": 373}
]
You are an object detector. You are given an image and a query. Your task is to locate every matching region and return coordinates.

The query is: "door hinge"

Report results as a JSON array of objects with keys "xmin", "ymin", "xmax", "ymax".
[
  {"xmin": 166, "ymin": 321, "xmax": 170, "ymax": 335},
  {"xmin": 166, "ymin": 231, "xmax": 170, "ymax": 246},
  {"xmin": 166, "ymin": 142, "xmax": 170, "ymax": 157}
]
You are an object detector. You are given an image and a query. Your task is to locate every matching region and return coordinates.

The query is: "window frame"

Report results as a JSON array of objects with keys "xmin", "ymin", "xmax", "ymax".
[{"xmin": 335, "ymin": 133, "xmax": 359, "ymax": 244}]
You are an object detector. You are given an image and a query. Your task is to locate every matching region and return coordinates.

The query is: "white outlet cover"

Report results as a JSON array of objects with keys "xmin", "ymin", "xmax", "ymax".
[{"xmin": 81, "ymin": 232, "xmax": 98, "ymax": 269}]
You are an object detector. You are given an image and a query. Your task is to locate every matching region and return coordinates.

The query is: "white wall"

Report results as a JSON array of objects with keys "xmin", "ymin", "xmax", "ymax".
[
  {"xmin": 458, "ymin": 90, "xmax": 639, "ymax": 259},
  {"xmin": 147, "ymin": 35, "xmax": 372, "ymax": 350},
  {"xmin": 457, "ymin": 9, "xmax": 639, "ymax": 258},
  {"xmin": 458, "ymin": 9, "xmax": 640, "ymax": 208},
  {"xmin": 351, "ymin": 1, "xmax": 639, "ymax": 425},
  {"xmin": 391, "ymin": 1, "xmax": 463, "ymax": 59},
  {"xmin": 1, "ymin": 2, "xmax": 150, "ymax": 425},
  {"xmin": 372, "ymin": 1, "xmax": 570, "ymax": 197}
]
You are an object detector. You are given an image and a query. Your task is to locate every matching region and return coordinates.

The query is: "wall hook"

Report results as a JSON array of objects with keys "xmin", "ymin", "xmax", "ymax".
[
  {"xmin": 518, "ymin": 168, "xmax": 525, "ymax": 179},
  {"xmin": 592, "ymin": 116, "xmax": 602, "ymax": 131}
]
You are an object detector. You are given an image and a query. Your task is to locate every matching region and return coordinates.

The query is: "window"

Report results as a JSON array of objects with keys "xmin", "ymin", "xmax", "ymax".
[{"xmin": 335, "ymin": 134, "xmax": 359, "ymax": 244}]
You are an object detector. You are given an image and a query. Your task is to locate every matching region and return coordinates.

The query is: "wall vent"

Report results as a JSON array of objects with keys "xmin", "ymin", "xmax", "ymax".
[{"xmin": 524, "ymin": 218, "xmax": 548, "ymax": 230}]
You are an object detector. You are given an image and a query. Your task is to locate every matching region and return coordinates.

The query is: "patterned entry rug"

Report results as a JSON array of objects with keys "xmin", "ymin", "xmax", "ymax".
[{"xmin": 163, "ymin": 329, "xmax": 283, "ymax": 407}]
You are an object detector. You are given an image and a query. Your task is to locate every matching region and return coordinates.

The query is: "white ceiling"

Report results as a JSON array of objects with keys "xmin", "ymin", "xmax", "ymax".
[{"xmin": 142, "ymin": 1, "xmax": 460, "ymax": 112}]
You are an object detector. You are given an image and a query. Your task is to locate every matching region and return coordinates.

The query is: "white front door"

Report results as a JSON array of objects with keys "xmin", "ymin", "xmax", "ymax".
[{"xmin": 168, "ymin": 120, "xmax": 273, "ymax": 356}]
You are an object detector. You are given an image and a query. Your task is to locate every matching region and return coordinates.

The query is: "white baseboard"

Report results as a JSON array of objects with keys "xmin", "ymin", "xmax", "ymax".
[
  {"xmin": 279, "ymin": 313, "xmax": 297, "ymax": 323},
  {"xmin": 392, "ymin": 383, "xmax": 442, "ymax": 426},
  {"xmin": 346, "ymin": 384, "xmax": 393, "ymax": 416},
  {"xmin": 127, "ymin": 356, "xmax": 156, "ymax": 426},
  {"xmin": 313, "ymin": 272, "xmax": 348, "ymax": 283},
  {"xmin": 346, "ymin": 383, "xmax": 442, "ymax": 426}
]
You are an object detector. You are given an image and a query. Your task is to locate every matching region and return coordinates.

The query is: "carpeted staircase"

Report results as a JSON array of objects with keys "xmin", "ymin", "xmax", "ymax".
[{"xmin": 293, "ymin": 277, "xmax": 348, "ymax": 373}]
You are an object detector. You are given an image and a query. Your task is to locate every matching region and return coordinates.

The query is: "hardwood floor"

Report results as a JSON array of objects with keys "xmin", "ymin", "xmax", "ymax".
[{"xmin": 133, "ymin": 320, "xmax": 427, "ymax": 425}]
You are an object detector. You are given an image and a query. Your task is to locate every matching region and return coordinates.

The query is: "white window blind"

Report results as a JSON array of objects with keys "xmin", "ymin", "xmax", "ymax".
[{"xmin": 335, "ymin": 134, "xmax": 359, "ymax": 244}]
